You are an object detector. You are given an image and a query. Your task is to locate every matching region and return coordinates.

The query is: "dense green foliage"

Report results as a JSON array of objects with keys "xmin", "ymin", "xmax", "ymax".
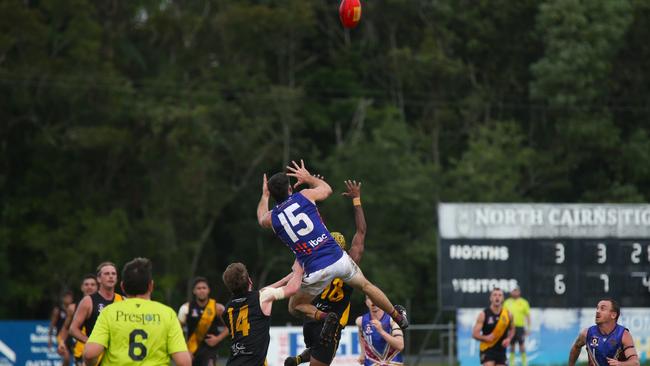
[{"xmin": 2, "ymin": 0, "xmax": 650, "ymax": 324}]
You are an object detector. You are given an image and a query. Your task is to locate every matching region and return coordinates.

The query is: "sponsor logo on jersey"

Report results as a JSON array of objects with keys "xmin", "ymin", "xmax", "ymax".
[
  {"xmin": 308, "ymin": 233, "xmax": 328, "ymax": 248},
  {"xmin": 115, "ymin": 310, "xmax": 161, "ymax": 325}
]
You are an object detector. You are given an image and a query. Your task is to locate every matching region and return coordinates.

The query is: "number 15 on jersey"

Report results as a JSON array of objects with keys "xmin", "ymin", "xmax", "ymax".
[{"xmin": 277, "ymin": 203, "xmax": 314, "ymax": 243}]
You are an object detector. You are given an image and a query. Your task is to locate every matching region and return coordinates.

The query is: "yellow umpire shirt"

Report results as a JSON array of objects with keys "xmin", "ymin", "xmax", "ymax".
[
  {"xmin": 503, "ymin": 297, "xmax": 530, "ymax": 328},
  {"xmin": 87, "ymin": 298, "xmax": 187, "ymax": 365}
]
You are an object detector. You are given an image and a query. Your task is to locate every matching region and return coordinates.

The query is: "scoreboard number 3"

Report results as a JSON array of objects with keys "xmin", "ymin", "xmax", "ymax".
[
  {"xmin": 555, "ymin": 242, "xmax": 565, "ymax": 264},
  {"xmin": 597, "ymin": 243, "xmax": 607, "ymax": 263}
]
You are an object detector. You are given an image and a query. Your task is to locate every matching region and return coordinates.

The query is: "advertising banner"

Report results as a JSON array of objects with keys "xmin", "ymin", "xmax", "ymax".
[
  {"xmin": 267, "ymin": 326, "xmax": 361, "ymax": 366},
  {"xmin": 0, "ymin": 321, "xmax": 62, "ymax": 366},
  {"xmin": 457, "ymin": 308, "xmax": 650, "ymax": 365},
  {"xmin": 0, "ymin": 322, "xmax": 362, "ymax": 366}
]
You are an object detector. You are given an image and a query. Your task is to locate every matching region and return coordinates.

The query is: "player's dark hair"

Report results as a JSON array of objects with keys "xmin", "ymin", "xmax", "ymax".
[
  {"xmin": 96, "ymin": 261, "xmax": 117, "ymax": 276},
  {"xmin": 192, "ymin": 276, "xmax": 209, "ymax": 289},
  {"xmin": 121, "ymin": 258, "xmax": 153, "ymax": 296},
  {"xmin": 61, "ymin": 289, "xmax": 74, "ymax": 297},
  {"xmin": 222, "ymin": 262, "xmax": 250, "ymax": 296},
  {"xmin": 82, "ymin": 273, "xmax": 98, "ymax": 283},
  {"xmin": 268, "ymin": 172, "xmax": 290, "ymax": 203},
  {"xmin": 602, "ymin": 298, "xmax": 621, "ymax": 321}
]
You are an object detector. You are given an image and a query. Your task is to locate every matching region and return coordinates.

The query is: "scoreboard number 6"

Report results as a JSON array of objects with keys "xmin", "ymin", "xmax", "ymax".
[{"xmin": 554, "ymin": 274, "xmax": 566, "ymax": 294}]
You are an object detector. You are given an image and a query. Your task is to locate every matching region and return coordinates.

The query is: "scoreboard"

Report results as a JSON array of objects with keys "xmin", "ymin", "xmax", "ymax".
[{"xmin": 438, "ymin": 204, "xmax": 650, "ymax": 308}]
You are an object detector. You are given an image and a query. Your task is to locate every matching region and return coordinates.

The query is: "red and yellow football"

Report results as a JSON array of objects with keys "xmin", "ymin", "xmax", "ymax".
[{"xmin": 339, "ymin": 0, "xmax": 362, "ymax": 29}]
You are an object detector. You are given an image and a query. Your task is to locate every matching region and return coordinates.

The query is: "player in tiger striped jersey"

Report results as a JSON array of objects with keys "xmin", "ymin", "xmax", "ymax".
[
  {"xmin": 472, "ymin": 288, "xmax": 515, "ymax": 366},
  {"xmin": 221, "ymin": 261, "xmax": 303, "ymax": 366}
]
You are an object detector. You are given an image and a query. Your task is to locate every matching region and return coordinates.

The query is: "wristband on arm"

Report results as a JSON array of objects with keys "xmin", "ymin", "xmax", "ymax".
[{"xmin": 260, "ymin": 287, "xmax": 285, "ymax": 302}]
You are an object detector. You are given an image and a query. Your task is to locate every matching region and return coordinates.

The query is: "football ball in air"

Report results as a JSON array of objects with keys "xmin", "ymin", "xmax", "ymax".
[{"xmin": 339, "ymin": 0, "xmax": 362, "ymax": 29}]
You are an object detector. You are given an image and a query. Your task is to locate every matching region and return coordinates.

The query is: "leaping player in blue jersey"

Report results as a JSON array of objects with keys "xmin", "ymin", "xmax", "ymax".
[
  {"xmin": 568, "ymin": 298, "xmax": 639, "ymax": 366},
  {"xmin": 257, "ymin": 160, "xmax": 408, "ymax": 341}
]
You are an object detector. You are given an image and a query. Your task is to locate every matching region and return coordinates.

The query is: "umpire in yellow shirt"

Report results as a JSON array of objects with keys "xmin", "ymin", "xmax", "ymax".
[
  {"xmin": 84, "ymin": 258, "xmax": 192, "ymax": 366},
  {"xmin": 503, "ymin": 286, "xmax": 530, "ymax": 366}
]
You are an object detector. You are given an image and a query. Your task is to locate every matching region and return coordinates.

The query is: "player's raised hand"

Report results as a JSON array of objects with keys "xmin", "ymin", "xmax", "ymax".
[
  {"xmin": 370, "ymin": 319, "xmax": 383, "ymax": 331},
  {"xmin": 342, "ymin": 180, "xmax": 361, "ymax": 198},
  {"xmin": 261, "ymin": 173, "xmax": 269, "ymax": 198},
  {"xmin": 286, "ymin": 159, "xmax": 311, "ymax": 188}
]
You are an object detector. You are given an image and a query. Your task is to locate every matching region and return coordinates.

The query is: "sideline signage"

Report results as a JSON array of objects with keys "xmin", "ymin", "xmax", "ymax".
[
  {"xmin": 267, "ymin": 326, "xmax": 360, "ymax": 366},
  {"xmin": 0, "ymin": 321, "xmax": 62, "ymax": 366}
]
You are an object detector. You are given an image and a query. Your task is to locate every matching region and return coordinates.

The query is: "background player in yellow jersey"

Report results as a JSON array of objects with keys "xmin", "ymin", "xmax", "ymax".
[
  {"xmin": 178, "ymin": 276, "xmax": 229, "ymax": 366},
  {"xmin": 503, "ymin": 286, "xmax": 531, "ymax": 366},
  {"xmin": 84, "ymin": 257, "xmax": 192, "ymax": 366},
  {"xmin": 472, "ymin": 288, "xmax": 515, "ymax": 366}
]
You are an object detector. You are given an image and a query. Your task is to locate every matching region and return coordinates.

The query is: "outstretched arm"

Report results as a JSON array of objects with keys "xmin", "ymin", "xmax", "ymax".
[
  {"xmin": 267, "ymin": 272, "xmax": 293, "ymax": 289},
  {"xmin": 343, "ymin": 180, "xmax": 366, "ymax": 264},
  {"xmin": 259, "ymin": 262, "xmax": 304, "ymax": 316},
  {"xmin": 257, "ymin": 174, "xmax": 272, "ymax": 228},
  {"xmin": 286, "ymin": 160, "xmax": 332, "ymax": 203},
  {"xmin": 568, "ymin": 328, "xmax": 587, "ymax": 366},
  {"xmin": 266, "ymin": 259, "xmax": 303, "ymax": 290}
]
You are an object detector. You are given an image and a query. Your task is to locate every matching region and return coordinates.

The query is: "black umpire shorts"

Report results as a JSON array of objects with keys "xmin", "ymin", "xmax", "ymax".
[
  {"xmin": 512, "ymin": 327, "xmax": 526, "ymax": 345},
  {"xmin": 303, "ymin": 320, "xmax": 343, "ymax": 365}
]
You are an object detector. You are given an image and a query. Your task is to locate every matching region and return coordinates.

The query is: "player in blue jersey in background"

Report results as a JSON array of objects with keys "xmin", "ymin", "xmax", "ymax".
[
  {"xmin": 357, "ymin": 295, "xmax": 404, "ymax": 366},
  {"xmin": 568, "ymin": 298, "xmax": 639, "ymax": 366},
  {"xmin": 256, "ymin": 160, "xmax": 408, "ymax": 340}
]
